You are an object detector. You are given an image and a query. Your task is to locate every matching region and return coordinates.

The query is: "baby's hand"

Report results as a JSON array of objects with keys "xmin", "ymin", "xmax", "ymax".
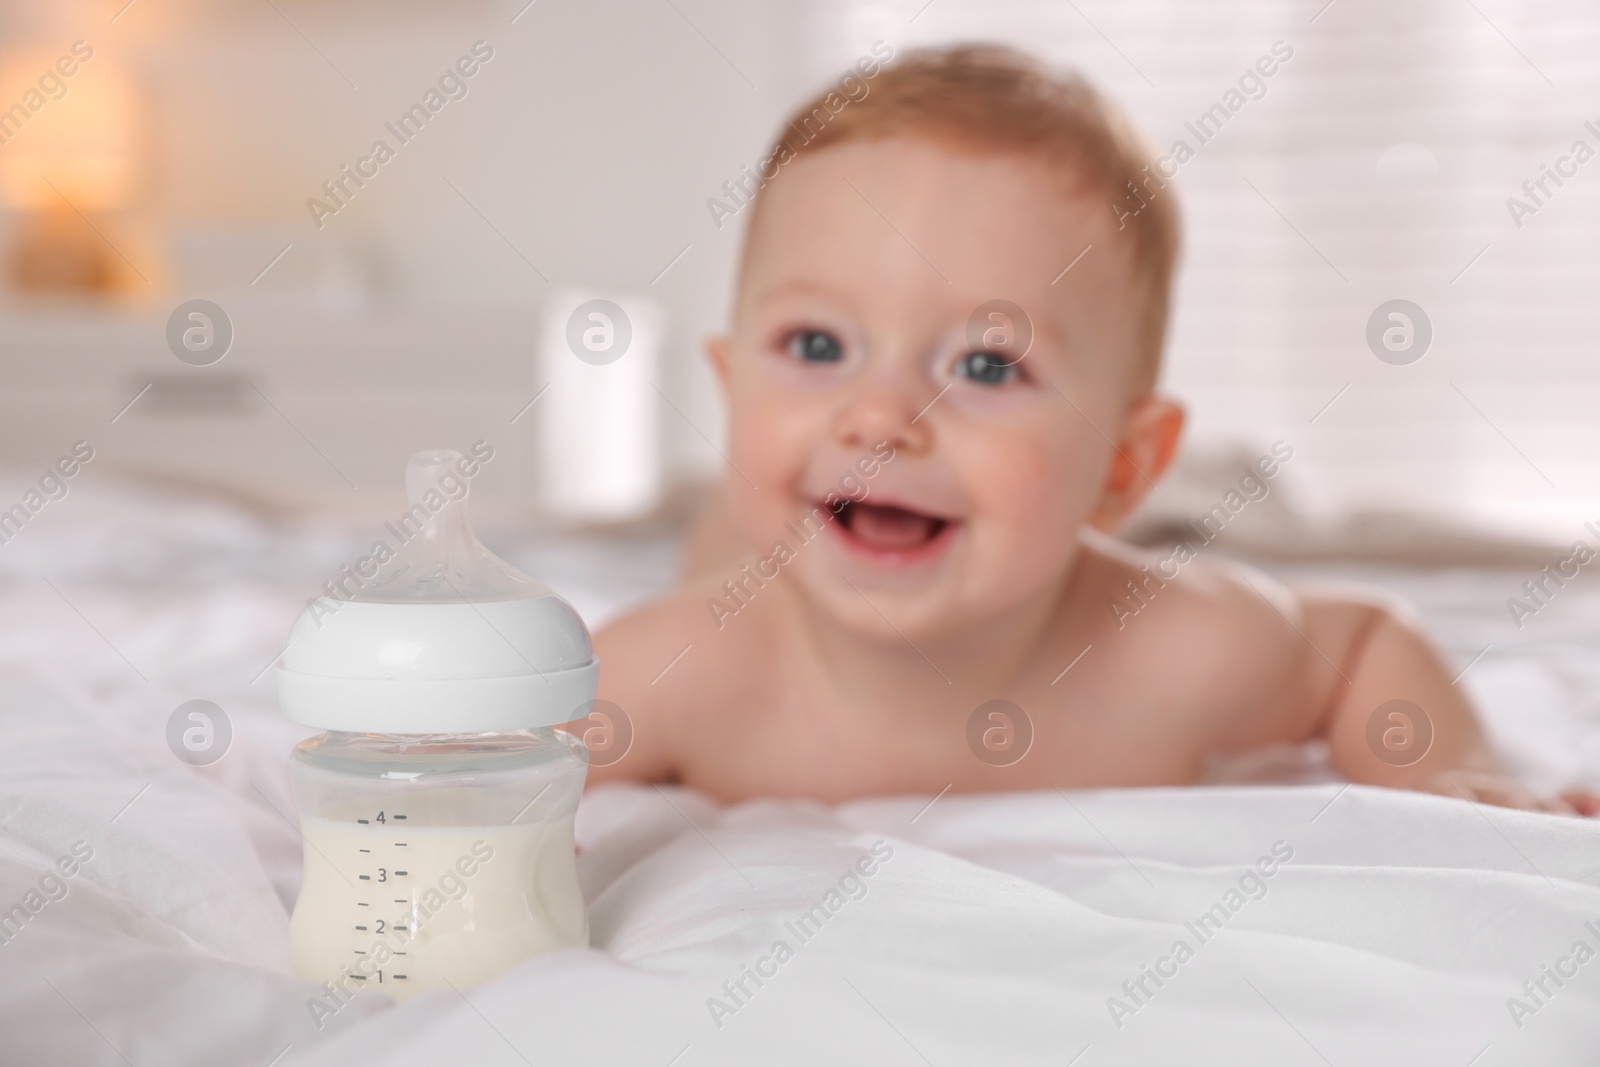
[
  {"xmin": 1422, "ymin": 769, "xmax": 1598, "ymax": 817},
  {"xmin": 1561, "ymin": 789, "xmax": 1600, "ymax": 818}
]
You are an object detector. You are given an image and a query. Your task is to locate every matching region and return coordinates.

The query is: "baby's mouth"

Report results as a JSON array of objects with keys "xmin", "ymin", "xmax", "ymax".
[{"xmin": 836, "ymin": 500, "xmax": 950, "ymax": 552}]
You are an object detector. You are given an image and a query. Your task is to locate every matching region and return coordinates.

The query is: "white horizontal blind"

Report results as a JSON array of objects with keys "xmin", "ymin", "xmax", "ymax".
[{"xmin": 779, "ymin": 0, "xmax": 1600, "ymax": 535}]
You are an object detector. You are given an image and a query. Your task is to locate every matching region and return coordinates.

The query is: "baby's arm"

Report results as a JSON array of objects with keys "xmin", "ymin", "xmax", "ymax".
[
  {"xmin": 579, "ymin": 578, "xmax": 764, "ymax": 790},
  {"xmin": 573, "ymin": 598, "xmax": 696, "ymax": 788},
  {"xmin": 1300, "ymin": 590, "xmax": 1599, "ymax": 814}
]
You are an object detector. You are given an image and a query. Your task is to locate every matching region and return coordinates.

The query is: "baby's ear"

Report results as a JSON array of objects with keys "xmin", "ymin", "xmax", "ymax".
[
  {"xmin": 705, "ymin": 336, "xmax": 732, "ymax": 392},
  {"xmin": 1087, "ymin": 395, "xmax": 1185, "ymax": 532}
]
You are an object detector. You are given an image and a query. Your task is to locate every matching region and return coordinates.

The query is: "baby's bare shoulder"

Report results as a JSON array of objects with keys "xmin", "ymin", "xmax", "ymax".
[
  {"xmin": 1074, "ymin": 535, "xmax": 1322, "ymax": 739},
  {"xmin": 1080, "ymin": 533, "xmax": 1296, "ymax": 629},
  {"xmin": 597, "ymin": 575, "xmax": 776, "ymax": 698},
  {"xmin": 590, "ymin": 573, "xmax": 774, "ymax": 781}
]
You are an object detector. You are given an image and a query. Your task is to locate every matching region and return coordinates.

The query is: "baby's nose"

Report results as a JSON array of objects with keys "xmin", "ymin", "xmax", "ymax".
[{"xmin": 831, "ymin": 378, "xmax": 933, "ymax": 456}]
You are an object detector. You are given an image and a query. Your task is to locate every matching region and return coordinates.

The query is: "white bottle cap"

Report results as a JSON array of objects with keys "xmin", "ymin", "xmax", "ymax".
[{"xmin": 277, "ymin": 449, "xmax": 599, "ymax": 733}]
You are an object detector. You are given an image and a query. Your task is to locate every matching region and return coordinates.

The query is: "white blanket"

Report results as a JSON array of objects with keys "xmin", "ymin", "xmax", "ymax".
[{"xmin": 2, "ymin": 477, "xmax": 1599, "ymax": 1064}]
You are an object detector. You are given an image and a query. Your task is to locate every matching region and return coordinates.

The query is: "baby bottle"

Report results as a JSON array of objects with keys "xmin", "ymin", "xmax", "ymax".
[{"xmin": 277, "ymin": 449, "xmax": 596, "ymax": 1000}]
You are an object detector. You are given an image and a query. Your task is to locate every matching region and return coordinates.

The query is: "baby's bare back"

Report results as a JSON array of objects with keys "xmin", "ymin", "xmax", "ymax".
[{"xmin": 589, "ymin": 537, "xmax": 1341, "ymax": 803}]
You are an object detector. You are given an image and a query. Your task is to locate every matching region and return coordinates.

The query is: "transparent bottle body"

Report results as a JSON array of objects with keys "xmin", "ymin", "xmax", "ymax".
[{"xmin": 287, "ymin": 727, "xmax": 588, "ymax": 1000}]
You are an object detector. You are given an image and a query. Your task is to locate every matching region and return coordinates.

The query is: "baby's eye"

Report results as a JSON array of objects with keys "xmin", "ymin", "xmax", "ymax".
[
  {"xmin": 787, "ymin": 329, "xmax": 844, "ymax": 364},
  {"xmin": 956, "ymin": 351, "xmax": 1020, "ymax": 386}
]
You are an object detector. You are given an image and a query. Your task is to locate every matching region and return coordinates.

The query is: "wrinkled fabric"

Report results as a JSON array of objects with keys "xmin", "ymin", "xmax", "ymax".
[{"xmin": 1, "ymin": 476, "xmax": 1598, "ymax": 1064}]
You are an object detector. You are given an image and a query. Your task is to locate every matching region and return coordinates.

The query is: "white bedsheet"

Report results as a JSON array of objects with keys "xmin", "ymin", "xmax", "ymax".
[{"xmin": 2, "ymin": 476, "xmax": 1599, "ymax": 1064}]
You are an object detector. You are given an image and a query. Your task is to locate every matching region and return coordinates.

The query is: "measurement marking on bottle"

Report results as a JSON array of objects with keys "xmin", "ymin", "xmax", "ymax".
[
  {"xmin": 357, "ymin": 901, "xmax": 368, "ymax": 907},
  {"xmin": 354, "ymin": 950, "xmax": 366, "ymax": 955},
  {"xmin": 359, "ymin": 848, "xmax": 370, "ymax": 853},
  {"xmin": 355, "ymin": 925, "xmax": 367, "ymax": 931},
  {"xmin": 394, "ymin": 925, "xmax": 408, "ymax": 933},
  {"xmin": 396, "ymin": 842, "xmax": 408, "ymax": 847},
  {"xmin": 393, "ymin": 815, "xmax": 407, "ymax": 820},
  {"xmin": 394, "ymin": 974, "xmax": 408, "ymax": 980},
  {"xmin": 358, "ymin": 819, "xmax": 369, "ymax": 825},
  {"xmin": 351, "ymin": 974, "xmax": 366, "ymax": 981},
  {"xmin": 394, "ymin": 870, "xmax": 408, "ymax": 876},
  {"xmin": 393, "ymin": 898, "xmax": 405, "ymax": 904},
  {"xmin": 359, "ymin": 874, "xmax": 370, "ymax": 881}
]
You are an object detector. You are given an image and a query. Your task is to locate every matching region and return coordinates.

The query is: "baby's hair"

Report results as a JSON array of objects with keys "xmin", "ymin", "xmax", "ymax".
[{"xmin": 750, "ymin": 43, "xmax": 1180, "ymax": 393}]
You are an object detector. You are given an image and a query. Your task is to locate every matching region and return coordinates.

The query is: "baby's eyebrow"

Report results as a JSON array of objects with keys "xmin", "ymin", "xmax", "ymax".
[{"xmin": 749, "ymin": 279, "xmax": 852, "ymax": 307}]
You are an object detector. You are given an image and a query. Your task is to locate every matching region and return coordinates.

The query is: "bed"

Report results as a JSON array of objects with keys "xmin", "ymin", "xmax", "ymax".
[{"xmin": 2, "ymin": 472, "xmax": 1598, "ymax": 1065}]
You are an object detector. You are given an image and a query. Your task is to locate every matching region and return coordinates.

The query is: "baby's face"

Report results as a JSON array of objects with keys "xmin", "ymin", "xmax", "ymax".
[{"xmin": 716, "ymin": 137, "xmax": 1151, "ymax": 641}]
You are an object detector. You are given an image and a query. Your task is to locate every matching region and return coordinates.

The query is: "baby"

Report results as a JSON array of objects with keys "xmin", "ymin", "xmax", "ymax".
[{"xmin": 588, "ymin": 44, "xmax": 1596, "ymax": 815}]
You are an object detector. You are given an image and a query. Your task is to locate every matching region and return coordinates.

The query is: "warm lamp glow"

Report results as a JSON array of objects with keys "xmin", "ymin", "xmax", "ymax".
[
  {"xmin": 0, "ymin": 43, "xmax": 143, "ymax": 293},
  {"xmin": 0, "ymin": 46, "xmax": 139, "ymax": 212}
]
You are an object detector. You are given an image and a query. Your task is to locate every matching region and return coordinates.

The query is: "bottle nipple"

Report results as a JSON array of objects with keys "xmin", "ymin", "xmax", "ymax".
[
  {"xmin": 405, "ymin": 450, "xmax": 472, "ymax": 546},
  {"xmin": 354, "ymin": 449, "xmax": 547, "ymax": 604}
]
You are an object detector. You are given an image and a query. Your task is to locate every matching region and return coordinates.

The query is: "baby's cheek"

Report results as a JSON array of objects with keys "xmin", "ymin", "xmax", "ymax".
[
  {"xmin": 963, "ymin": 436, "xmax": 1098, "ymax": 562},
  {"xmin": 724, "ymin": 393, "xmax": 819, "ymax": 522},
  {"xmin": 981, "ymin": 488, "xmax": 1080, "ymax": 564},
  {"xmin": 968, "ymin": 427, "xmax": 1090, "ymax": 519},
  {"xmin": 726, "ymin": 392, "xmax": 793, "ymax": 474}
]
